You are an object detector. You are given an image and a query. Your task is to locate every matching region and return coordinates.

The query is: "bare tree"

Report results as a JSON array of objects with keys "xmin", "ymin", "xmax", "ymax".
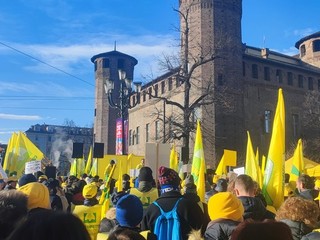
[{"xmin": 144, "ymin": 4, "xmax": 234, "ymax": 163}]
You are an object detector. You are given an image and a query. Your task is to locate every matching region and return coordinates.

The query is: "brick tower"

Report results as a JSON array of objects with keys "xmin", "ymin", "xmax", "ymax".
[
  {"xmin": 179, "ymin": 0, "xmax": 245, "ymax": 161},
  {"xmin": 91, "ymin": 50, "xmax": 138, "ymax": 155}
]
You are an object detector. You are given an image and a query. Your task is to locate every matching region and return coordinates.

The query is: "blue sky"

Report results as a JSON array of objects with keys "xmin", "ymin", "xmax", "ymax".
[{"xmin": 0, "ymin": 0, "xmax": 319, "ymax": 144}]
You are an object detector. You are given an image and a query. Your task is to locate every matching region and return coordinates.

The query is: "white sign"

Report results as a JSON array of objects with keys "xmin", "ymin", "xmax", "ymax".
[{"xmin": 25, "ymin": 161, "xmax": 42, "ymax": 174}]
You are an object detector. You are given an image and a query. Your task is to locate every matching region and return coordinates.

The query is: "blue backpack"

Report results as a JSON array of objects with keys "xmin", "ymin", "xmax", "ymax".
[{"xmin": 153, "ymin": 198, "xmax": 182, "ymax": 240}]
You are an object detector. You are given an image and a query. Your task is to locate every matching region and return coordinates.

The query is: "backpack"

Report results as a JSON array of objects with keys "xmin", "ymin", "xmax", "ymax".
[{"xmin": 153, "ymin": 198, "xmax": 182, "ymax": 240}]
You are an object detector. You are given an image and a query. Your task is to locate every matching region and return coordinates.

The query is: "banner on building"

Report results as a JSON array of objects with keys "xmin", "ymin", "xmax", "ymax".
[{"xmin": 116, "ymin": 118, "xmax": 123, "ymax": 155}]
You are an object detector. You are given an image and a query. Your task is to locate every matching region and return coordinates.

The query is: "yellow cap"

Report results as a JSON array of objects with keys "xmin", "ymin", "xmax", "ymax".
[
  {"xmin": 83, "ymin": 183, "xmax": 98, "ymax": 199},
  {"xmin": 208, "ymin": 192, "xmax": 244, "ymax": 222},
  {"xmin": 18, "ymin": 182, "xmax": 51, "ymax": 210}
]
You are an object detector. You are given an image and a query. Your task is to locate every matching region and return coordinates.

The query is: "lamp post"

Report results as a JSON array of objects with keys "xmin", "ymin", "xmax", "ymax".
[{"xmin": 104, "ymin": 69, "xmax": 142, "ymax": 155}]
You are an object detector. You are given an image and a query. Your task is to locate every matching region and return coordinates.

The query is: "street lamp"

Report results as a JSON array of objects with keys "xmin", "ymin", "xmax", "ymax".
[{"xmin": 104, "ymin": 69, "xmax": 142, "ymax": 155}]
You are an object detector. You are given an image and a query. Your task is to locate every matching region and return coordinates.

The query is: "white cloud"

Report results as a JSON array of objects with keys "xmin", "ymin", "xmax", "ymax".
[
  {"xmin": 0, "ymin": 113, "xmax": 42, "ymax": 120},
  {"xmin": 292, "ymin": 28, "xmax": 315, "ymax": 38},
  {"xmin": 0, "ymin": 81, "xmax": 92, "ymax": 97},
  {"xmin": 1, "ymin": 34, "xmax": 178, "ymax": 80}
]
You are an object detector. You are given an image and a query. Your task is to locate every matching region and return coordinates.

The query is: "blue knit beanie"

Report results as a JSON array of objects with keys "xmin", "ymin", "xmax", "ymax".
[
  {"xmin": 116, "ymin": 194, "xmax": 143, "ymax": 228},
  {"xmin": 18, "ymin": 174, "xmax": 37, "ymax": 187}
]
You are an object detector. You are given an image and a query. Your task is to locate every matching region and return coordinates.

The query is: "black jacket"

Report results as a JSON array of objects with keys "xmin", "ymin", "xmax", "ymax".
[
  {"xmin": 141, "ymin": 191, "xmax": 205, "ymax": 240},
  {"xmin": 238, "ymin": 196, "xmax": 275, "ymax": 221},
  {"xmin": 204, "ymin": 219, "xmax": 240, "ymax": 240},
  {"xmin": 184, "ymin": 192, "xmax": 211, "ymax": 234}
]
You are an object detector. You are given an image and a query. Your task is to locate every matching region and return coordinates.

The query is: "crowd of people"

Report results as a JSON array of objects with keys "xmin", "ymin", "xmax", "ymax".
[{"xmin": 0, "ymin": 164, "xmax": 320, "ymax": 240}]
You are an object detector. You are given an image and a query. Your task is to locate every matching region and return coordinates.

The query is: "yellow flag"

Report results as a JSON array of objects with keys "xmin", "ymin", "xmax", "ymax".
[
  {"xmin": 290, "ymin": 139, "xmax": 304, "ymax": 182},
  {"xmin": 256, "ymin": 148, "xmax": 263, "ymax": 188},
  {"xmin": 3, "ymin": 132, "xmax": 18, "ymax": 176},
  {"xmin": 69, "ymin": 159, "xmax": 77, "ymax": 176},
  {"xmin": 77, "ymin": 157, "xmax": 85, "ymax": 177},
  {"xmin": 245, "ymin": 131, "xmax": 260, "ymax": 183},
  {"xmin": 116, "ymin": 158, "xmax": 123, "ymax": 191},
  {"xmin": 13, "ymin": 132, "xmax": 44, "ymax": 178},
  {"xmin": 89, "ymin": 158, "xmax": 98, "ymax": 176},
  {"xmin": 216, "ymin": 149, "xmax": 237, "ymax": 176},
  {"xmin": 215, "ymin": 155, "xmax": 227, "ymax": 176},
  {"xmin": 262, "ymin": 88, "xmax": 285, "ymax": 209},
  {"xmin": 84, "ymin": 147, "xmax": 93, "ymax": 174},
  {"xmin": 261, "ymin": 155, "xmax": 266, "ymax": 176},
  {"xmin": 191, "ymin": 120, "xmax": 206, "ymax": 202},
  {"xmin": 170, "ymin": 144, "xmax": 178, "ymax": 172}
]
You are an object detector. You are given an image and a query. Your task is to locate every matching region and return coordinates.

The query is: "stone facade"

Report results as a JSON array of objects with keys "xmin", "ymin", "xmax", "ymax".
[
  {"xmin": 93, "ymin": 0, "xmax": 320, "ymax": 166},
  {"xmin": 127, "ymin": 0, "xmax": 320, "ymax": 166}
]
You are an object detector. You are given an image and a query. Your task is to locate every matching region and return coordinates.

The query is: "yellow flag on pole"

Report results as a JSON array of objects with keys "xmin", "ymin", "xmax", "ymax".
[
  {"xmin": 290, "ymin": 139, "xmax": 304, "ymax": 182},
  {"xmin": 216, "ymin": 149, "xmax": 237, "ymax": 176},
  {"xmin": 191, "ymin": 120, "xmax": 206, "ymax": 202},
  {"xmin": 262, "ymin": 88, "xmax": 285, "ymax": 209},
  {"xmin": 170, "ymin": 144, "xmax": 178, "ymax": 172},
  {"xmin": 261, "ymin": 155, "xmax": 266, "ymax": 176},
  {"xmin": 245, "ymin": 132, "xmax": 262, "ymax": 188},
  {"xmin": 3, "ymin": 132, "xmax": 18, "ymax": 176},
  {"xmin": 255, "ymin": 148, "xmax": 263, "ymax": 188},
  {"xmin": 13, "ymin": 132, "xmax": 44, "ymax": 178},
  {"xmin": 84, "ymin": 147, "xmax": 93, "ymax": 174},
  {"xmin": 69, "ymin": 159, "xmax": 77, "ymax": 176},
  {"xmin": 89, "ymin": 158, "xmax": 98, "ymax": 176}
]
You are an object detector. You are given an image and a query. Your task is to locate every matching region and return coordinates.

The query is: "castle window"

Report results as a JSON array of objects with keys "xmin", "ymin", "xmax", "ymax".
[
  {"xmin": 176, "ymin": 77, "xmax": 181, "ymax": 87},
  {"xmin": 143, "ymin": 91, "xmax": 146, "ymax": 102},
  {"xmin": 132, "ymin": 130, "xmax": 136, "ymax": 145},
  {"xmin": 102, "ymin": 59, "xmax": 110, "ymax": 68},
  {"xmin": 117, "ymin": 59, "xmax": 125, "ymax": 69},
  {"xmin": 154, "ymin": 84, "xmax": 158, "ymax": 97},
  {"xmin": 136, "ymin": 126, "xmax": 140, "ymax": 144},
  {"xmin": 168, "ymin": 78, "xmax": 173, "ymax": 91},
  {"xmin": 308, "ymin": 77, "xmax": 314, "ymax": 90},
  {"xmin": 276, "ymin": 69, "xmax": 283, "ymax": 83},
  {"xmin": 313, "ymin": 40, "xmax": 320, "ymax": 52},
  {"xmin": 264, "ymin": 110, "xmax": 272, "ymax": 134},
  {"xmin": 161, "ymin": 81, "xmax": 165, "ymax": 94},
  {"xmin": 298, "ymin": 75, "xmax": 304, "ymax": 88},
  {"xmin": 287, "ymin": 72, "xmax": 293, "ymax": 86},
  {"xmin": 129, "ymin": 130, "xmax": 132, "ymax": 145},
  {"xmin": 94, "ymin": 62, "xmax": 97, "ymax": 71},
  {"xmin": 148, "ymin": 88, "xmax": 152, "ymax": 99},
  {"xmin": 264, "ymin": 67, "xmax": 270, "ymax": 81},
  {"xmin": 155, "ymin": 121, "xmax": 160, "ymax": 140},
  {"xmin": 292, "ymin": 114, "xmax": 299, "ymax": 139},
  {"xmin": 300, "ymin": 45, "xmax": 306, "ymax": 57},
  {"xmin": 146, "ymin": 123, "xmax": 149, "ymax": 142},
  {"xmin": 252, "ymin": 64, "xmax": 258, "ymax": 79}
]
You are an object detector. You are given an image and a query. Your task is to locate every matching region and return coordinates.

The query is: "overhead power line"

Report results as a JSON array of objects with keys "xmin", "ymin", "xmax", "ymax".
[{"xmin": 0, "ymin": 41, "xmax": 94, "ymax": 87}]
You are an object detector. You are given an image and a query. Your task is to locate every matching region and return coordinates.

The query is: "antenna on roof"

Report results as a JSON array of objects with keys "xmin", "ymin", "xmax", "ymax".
[
  {"xmin": 263, "ymin": 35, "xmax": 266, "ymax": 48},
  {"xmin": 114, "ymin": 41, "xmax": 117, "ymax": 51}
]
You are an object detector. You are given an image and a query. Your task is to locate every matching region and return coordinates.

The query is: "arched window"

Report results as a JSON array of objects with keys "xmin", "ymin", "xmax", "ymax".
[{"xmin": 300, "ymin": 44, "xmax": 306, "ymax": 57}]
